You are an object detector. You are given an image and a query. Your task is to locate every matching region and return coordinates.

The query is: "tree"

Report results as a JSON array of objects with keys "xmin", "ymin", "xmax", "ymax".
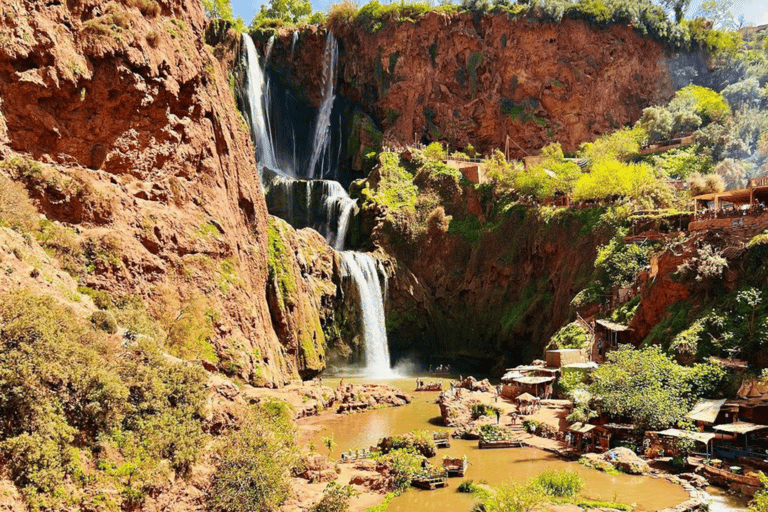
[
  {"xmin": 657, "ymin": 0, "xmax": 692, "ymax": 23},
  {"xmin": 639, "ymin": 106, "xmax": 674, "ymax": 142},
  {"xmin": 203, "ymin": 0, "xmax": 234, "ymax": 19},
  {"xmin": 693, "ymin": 0, "xmax": 736, "ymax": 30},
  {"xmin": 210, "ymin": 401, "xmax": 300, "ymax": 512},
  {"xmin": 252, "ymin": 0, "xmax": 313, "ymax": 25},
  {"xmin": 589, "ymin": 345, "xmax": 725, "ymax": 430}
]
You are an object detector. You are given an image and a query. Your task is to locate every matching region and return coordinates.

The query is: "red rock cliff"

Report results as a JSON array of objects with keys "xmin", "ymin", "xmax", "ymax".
[
  {"xmin": 0, "ymin": 0, "xmax": 334, "ymax": 386},
  {"xmin": 262, "ymin": 13, "xmax": 675, "ymax": 155}
]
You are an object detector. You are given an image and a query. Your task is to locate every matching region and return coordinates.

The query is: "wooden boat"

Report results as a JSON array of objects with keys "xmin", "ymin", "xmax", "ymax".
[
  {"xmin": 478, "ymin": 426, "xmax": 522, "ymax": 449},
  {"xmin": 416, "ymin": 382, "xmax": 443, "ymax": 391},
  {"xmin": 442, "ymin": 456, "xmax": 468, "ymax": 477},
  {"xmin": 479, "ymin": 438, "xmax": 523, "ymax": 449},
  {"xmin": 411, "ymin": 474, "xmax": 448, "ymax": 490},
  {"xmin": 433, "ymin": 431, "xmax": 451, "ymax": 448},
  {"xmin": 701, "ymin": 463, "xmax": 761, "ymax": 491}
]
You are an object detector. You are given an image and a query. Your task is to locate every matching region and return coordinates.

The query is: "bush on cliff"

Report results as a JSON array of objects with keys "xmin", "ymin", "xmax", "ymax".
[
  {"xmin": 550, "ymin": 321, "xmax": 589, "ymax": 349},
  {"xmin": 0, "ymin": 290, "xmax": 208, "ymax": 509}
]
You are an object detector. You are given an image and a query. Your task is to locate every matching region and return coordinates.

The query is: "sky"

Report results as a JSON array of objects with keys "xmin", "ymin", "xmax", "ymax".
[{"xmin": 230, "ymin": 0, "xmax": 768, "ymax": 26}]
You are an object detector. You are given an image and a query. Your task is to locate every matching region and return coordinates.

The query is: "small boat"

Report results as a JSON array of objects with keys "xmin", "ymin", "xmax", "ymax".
[
  {"xmin": 416, "ymin": 382, "xmax": 443, "ymax": 391},
  {"xmin": 411, "ymin": 474, "xmax": 448, "ymax": 490},
  {"xmin": 442, "ymin": 456, "xmax": 468, "ymax": 477},
  {"xmin": 433, "ymin": 431, "xmax": 451, "ymax": 448}
]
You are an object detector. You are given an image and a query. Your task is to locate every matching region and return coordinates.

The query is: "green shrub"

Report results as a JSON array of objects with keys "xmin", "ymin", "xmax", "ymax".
[
  {"xmin": 669, "ymin": 85, "xmax": 731, "ymax": 124},
  {"xmin": 410, "ymin": 430, "xmax": 437, "ymax": 458},
  {"xmin": 550, "ymin": 321, "xmax": 589, "ymax": 349},
  {"xmin": 312, "ymin": 482, "xmax": 357, "ymax": 512},
  {"xmin": 90, "ymin": 310, "xmax": 118, "ymax": 334},
  {"xmin": 209, "ymin": 401, "xmax": 300, "ymax": 512},
  {"xmin": 471, "ymin": 403, "xmax": 498, "ymax": 420},
  {"xmin": 532, "ymin": 469, "xmax": 584, "ymax": 498},
  {"xmin": 480, "ymin": 482, "xmax": 545, "ymax": 512},
  {"xmin": 0, "ymin": 174, "xmax": 39, "ymax": 233},
  {"xmin": 375, "ymin": 448, "xmax": 423, "ymax": 491},
  {"xmin": 423, "ymin": 142, "xmax": 446, "ymax": 161},
  {"xmin": 572, "ymin": 161, "xmax": 653, "ymax": 202}
]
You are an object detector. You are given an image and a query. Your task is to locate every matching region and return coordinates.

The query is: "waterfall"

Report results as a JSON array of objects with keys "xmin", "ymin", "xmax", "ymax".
[
  {"xmin": 320, "ymin": 181, "xmax": 355, "ymax": 250},
  {"xmin": 241, "ymin": 34, "xmax": 278, "ymax": 172},
  {"xmin": 307, "ymin": 34, "xmax": 338, "ymax": 180},
  {"xmin": 340, "ymin": 252, "xmax": 393, "ymax": 377},
  {"xmin": 240, "ymin": 32, "xmax": 394, "ymax": 378}
]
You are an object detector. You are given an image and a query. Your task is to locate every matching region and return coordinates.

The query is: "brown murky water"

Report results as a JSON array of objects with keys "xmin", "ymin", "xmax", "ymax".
[{"xmin": 308, "ymin": 377, "xmax": 737, "ymax": 511}]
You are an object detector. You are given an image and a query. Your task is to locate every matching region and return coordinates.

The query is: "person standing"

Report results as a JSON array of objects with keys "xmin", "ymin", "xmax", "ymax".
[{"xmin": 496, "ymin": 408, "xmax": 501, "ymax": 424}]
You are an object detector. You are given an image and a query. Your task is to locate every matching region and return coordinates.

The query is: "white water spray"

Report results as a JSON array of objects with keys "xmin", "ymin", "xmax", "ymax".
[
  {"xmin": 340, "ymin": 252, "xmax": 393, "ymax": 377},
  {"xmin": 307, "ymin": 34, "xmax": 338, "ymax": 179},
  {"xmin": 241, "ymin": 34, "xmax": 278, "ymax": 171}
]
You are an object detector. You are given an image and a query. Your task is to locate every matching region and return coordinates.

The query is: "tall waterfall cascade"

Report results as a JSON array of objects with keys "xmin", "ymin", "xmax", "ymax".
[
  {"xmin": 240, "ymin": 32, "xmax": 394, "ymax": 377},
  {"xmin": 241, "ymin": 34, "xmax": 277, "ymax": 172},
  {"xmin": 307, "ymin": 35, "xmax": 339, "ymax": 180}
]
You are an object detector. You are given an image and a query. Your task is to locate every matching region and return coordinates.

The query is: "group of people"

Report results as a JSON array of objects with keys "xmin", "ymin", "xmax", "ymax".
[
  {"xmin": 517, "ymin": 399, "xmax": 541, "ymax": 416},
  {"xmin": 429, "ymin": 364, "xmax": 452, "ymax": 374}
]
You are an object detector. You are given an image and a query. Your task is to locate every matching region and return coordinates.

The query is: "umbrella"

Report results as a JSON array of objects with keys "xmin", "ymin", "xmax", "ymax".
[{"xmin": 516, "ymin": 392, "xmax": 536, "ymax": 402}]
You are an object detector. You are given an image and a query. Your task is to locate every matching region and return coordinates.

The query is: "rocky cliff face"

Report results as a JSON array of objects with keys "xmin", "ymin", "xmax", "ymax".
[
  {"xmin": 0, "ymin": 0, "xmax": 335, "ymax": 386},
  {"xmin": 260, "ymin": 13, "xmax": 675, "ymax": 156}
]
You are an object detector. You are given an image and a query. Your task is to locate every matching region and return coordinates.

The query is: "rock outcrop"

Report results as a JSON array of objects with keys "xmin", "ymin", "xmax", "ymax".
[{"xmin": 260, "ymin": 14, "xmax": 675, "ymax": 156}]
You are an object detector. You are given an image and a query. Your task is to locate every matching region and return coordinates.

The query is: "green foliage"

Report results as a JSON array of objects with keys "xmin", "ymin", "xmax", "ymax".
[
  {"xmin": 514, "ymin": 166, "xmax": 556, "ymax": 201},
  {"xmin": 594, "ymin": 233, "xmax": 651, "ymax": 290},
  {"xmin": 423, "ymin": 142, "xmax": 447, "ymax": 161},
  {"xmin": 579, "ymin": 127, "xmax": 646, "ymax": 165},
  {"xmin": 670, "ymin": 85, "xmax": 731, "ymax": 124},
  {"xmin": 646, "ymin": 145, "xmax": 712, "ymax": 179},
  {"xmin": 90, "ymin": 310, "xmax": 118, "ymax": 334},
  {"xmin": 375, "ymin": 448, "xmax": 423, "ymax": 491},
  {"xmin": 484, "ymin": 151, "xmax": 519, "ymax": 191},
  {"xmin": 589, "ymin": 345, "xmax": 726, "ymax": 429},
  {"xmin": 152, "ymin": 287, "xmax": 217, "ymax": 362},
  {"xmin": 467, "ymin": 52, "xmax": 484, "ymax": 98},
  {"xmin": 471, "ymin": 403, "xmax": 499, "ymax": 420},
  {"xmin": 368, "ymin": 153, "xmax": 418, "ymax": 211},
  {"xmin": 639, "ymin": 106, "xmax": 674, "ymax": 142},
  {"xmin": 572, "ymin": 161, "xmax": 653, "ymax": 202},
  {"xmin": 750, "ymin": 472, "xmax": 768, "ymax": 512},
  {"xmin": 251, "ymin": 0, "xmax": 313, "ymax": 26},
  {"xmin": 313, "ymin": 482, "xmax": 357, "ymax": 512},
  {"xmin": 267, "ymin": 218, "xmax": 298, "ymax": 313},
  {"xmin": 447, "ymin": 214, "xmax": 482, "ymax": 246},
  {"xmin": 210, "ymin": 401, "xmax": 299, "ymax": 512},
  {"xmin": 0, "ymin": 290, "xmax": 207, "ymax": 507},
  {"xmin": 531, "ymin": 469, "xmax": 584, "ymax": 498},
  {"xmin": 203, "ymin": 0, "xmax": 246, "ymax": 31},
  {"xmin": 550, "ymin": 321, "xmax": 589, "ymax": 349},
  {"xmin": 480, "ymin": 481, "xmax": 545, "ymax": 512}
]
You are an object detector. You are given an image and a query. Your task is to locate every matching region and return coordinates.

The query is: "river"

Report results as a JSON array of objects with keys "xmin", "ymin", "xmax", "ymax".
[{"xmin": 304, "ymin": 376, "xmax": 751, "ymax": 511}]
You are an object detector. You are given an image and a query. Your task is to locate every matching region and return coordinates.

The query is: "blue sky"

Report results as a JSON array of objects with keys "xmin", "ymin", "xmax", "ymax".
[{"xmin": 230, "ymin": 0, "xmax": 768, "ymax": 26}]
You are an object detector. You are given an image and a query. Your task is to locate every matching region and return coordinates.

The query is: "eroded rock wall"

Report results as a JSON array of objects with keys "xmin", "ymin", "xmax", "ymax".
[
  {"xmin": 261, "ymin": 14, "xmax": 675, "ymax": 156},
  {"xmin": 0, "ymin": 0, "xmax": 337, "ymax": 386}
]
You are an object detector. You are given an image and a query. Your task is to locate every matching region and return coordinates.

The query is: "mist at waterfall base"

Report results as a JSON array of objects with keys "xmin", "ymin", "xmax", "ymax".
[{"xmin": 240, "ymin": 34, "xmax": 397, "ymax": 379}]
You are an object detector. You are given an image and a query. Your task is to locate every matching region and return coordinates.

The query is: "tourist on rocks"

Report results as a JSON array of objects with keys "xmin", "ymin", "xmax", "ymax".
[
  {"xmin": 510, "ymin": 412, "xmax": 517, "ymax": 425},
  {"xmin": 495, "ymin": 408, "xmax": 500, "ymax": 424}
]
